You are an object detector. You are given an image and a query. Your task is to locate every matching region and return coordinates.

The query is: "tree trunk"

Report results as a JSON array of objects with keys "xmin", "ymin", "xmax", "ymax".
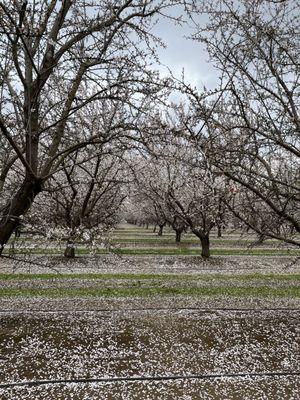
[
  {"xmin": 217, "ymin": 224, "xmax": 222, "ymax": 238},
  {"xmin": 0, "ymin": 177, "xmax": 42, "ymax": 255},
  {"xmin": 175, "ymin": 229, "xmax": 182, "ymax": 243},
  {"xmin": 257, "ymin": 234, "xmax": 265, "ymax": 244},
  {"xmin": 200, "ymin": 235, "xmax": 210, "ymax": 259},
  {"xmin": 64, "ymin": 240, "xmax": 75, "ymax": 258},
  {"xmin": 158, "ymin": 224, "xmax": 165, "ymax": 236},
  {"xmin": 153, "ymin": 225, "xmax": 157, "ymax": 233}
]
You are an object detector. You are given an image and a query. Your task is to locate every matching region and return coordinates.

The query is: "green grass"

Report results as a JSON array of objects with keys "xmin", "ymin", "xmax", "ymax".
[
  {"xmin": 6, "ymin": 237, "xmax": 283, "ymax": 248},
  {"xmin": 113, "ymin": 248, "xmax": 300, "ymax": 256},
  {"xmin": 1, "ymin": 272, "xmax": 298, "ymax": 298},
  {"xmin": 0, "ymin": 286, "xmax": 298, "ymax": 298},
  {"xmin": 111, "ymin": 237, "xmax": 279, "ymax": 245},
  {"xmin": 0, "ymin": 273, "xmax": 299, "ymax": 281},
  {"xmin": 3, "ymin": 247, "xmax": 300, "ymax": 256},
  {"xmin": 3, "ymin": 248, "xmax": 108, "ymax": 255},
  {"xmin": 111, "ymin": 237, "xmax": 198, "ymax": 244}
]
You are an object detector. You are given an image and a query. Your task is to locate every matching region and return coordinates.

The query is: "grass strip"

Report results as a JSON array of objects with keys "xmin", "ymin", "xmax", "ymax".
[
  {"xmin": 111, "ymin": 238, "xmax": 280, "ymax": 245},
  {"xmin": 3, "ymin": 248, "xmax": 300, "ymax": 256},
  {"xmin": 114, "ymin": 248, "xmax": 300, "ymax": 256},
  {"xmin": 0, "ymin": 273, "xmax": 299, "ymax": 281},
  {"xmin": 0, "ymin": 286, "xmax": 299, "ymax": 298}
]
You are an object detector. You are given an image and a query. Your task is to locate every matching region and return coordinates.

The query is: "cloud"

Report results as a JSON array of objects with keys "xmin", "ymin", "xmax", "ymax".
[{"xmin": 151, "ymin": 12, "xmax": 218, "ymax": 90}]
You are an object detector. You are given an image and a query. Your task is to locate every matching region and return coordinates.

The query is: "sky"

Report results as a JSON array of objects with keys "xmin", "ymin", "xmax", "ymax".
[{"xmin": 152, "ymin": 9, "xmax": 219, "ymax": 91}]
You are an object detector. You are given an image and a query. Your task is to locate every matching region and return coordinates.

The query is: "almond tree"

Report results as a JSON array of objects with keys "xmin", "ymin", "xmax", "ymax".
[
  {"xmin": 31, "ymin": 146, "xmax": 126, "ymax": 257},
  {"xmin": 185, "ymin": 0, "xmax": 300, "ymax": 245},
  {"xmin": 131, "ymin": 139, "xmax": 228, "ymax": 258},
  {"xmin": 0, "ymin": 0, "xmax": 178, "ymax": 254}
]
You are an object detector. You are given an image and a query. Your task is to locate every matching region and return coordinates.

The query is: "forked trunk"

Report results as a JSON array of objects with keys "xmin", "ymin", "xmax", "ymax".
[{"xmin": 0, "ymin": 177, "xmax": 42, "ymax": 255}]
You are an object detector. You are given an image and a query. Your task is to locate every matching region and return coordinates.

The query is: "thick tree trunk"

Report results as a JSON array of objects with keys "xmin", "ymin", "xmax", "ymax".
[
  {"xmin": 200, "ymin": 235, "xmax": 210, "ymax": 259},
  {"xmin": 192, "ymin": 229, "xmax": 210, "ymax": 259},
  {"xmin": 0, "ymin": 177, "xmax": 42, "ymax": 255},
  {"xmin": 175, "ymin": 229, "xmax": 182, "ymax": 243},
  {"xmin": 64, "ymin": 240, "xmax": 75, "ymax": 258}
]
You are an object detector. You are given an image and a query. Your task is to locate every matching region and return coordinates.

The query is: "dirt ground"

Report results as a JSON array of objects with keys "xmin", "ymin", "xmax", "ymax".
[
  {"xmin": 0, "ymin": 255, "xmax": 299, "ymax": 399},
  {"xmin": 0, "ymin": 254, "xmax": 299, "ymax": 274}
]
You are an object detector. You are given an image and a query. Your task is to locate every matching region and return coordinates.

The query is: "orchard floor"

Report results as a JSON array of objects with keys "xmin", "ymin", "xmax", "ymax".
[{"xmin": 0, "ymin": 255, "xmax": 299, "ymax": 399}]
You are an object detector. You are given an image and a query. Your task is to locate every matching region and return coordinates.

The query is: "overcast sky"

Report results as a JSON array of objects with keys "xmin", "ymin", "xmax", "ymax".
[{"xmin": 152, "ymin": 11, "xmax": 219, "ymax": 91}]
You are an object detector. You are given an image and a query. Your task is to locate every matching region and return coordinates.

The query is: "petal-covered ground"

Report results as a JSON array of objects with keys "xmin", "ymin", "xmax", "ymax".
[
  {"xmin": 0, "ymin": 305, "xmax": 299, "ymax": 399},
  {"xmin": 0, "ymin": 254, "xmax": 299, "ymax": 274},
  {"xmin": 0, "ymin": 254, "xmax": 299, "ymax": 399}
]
